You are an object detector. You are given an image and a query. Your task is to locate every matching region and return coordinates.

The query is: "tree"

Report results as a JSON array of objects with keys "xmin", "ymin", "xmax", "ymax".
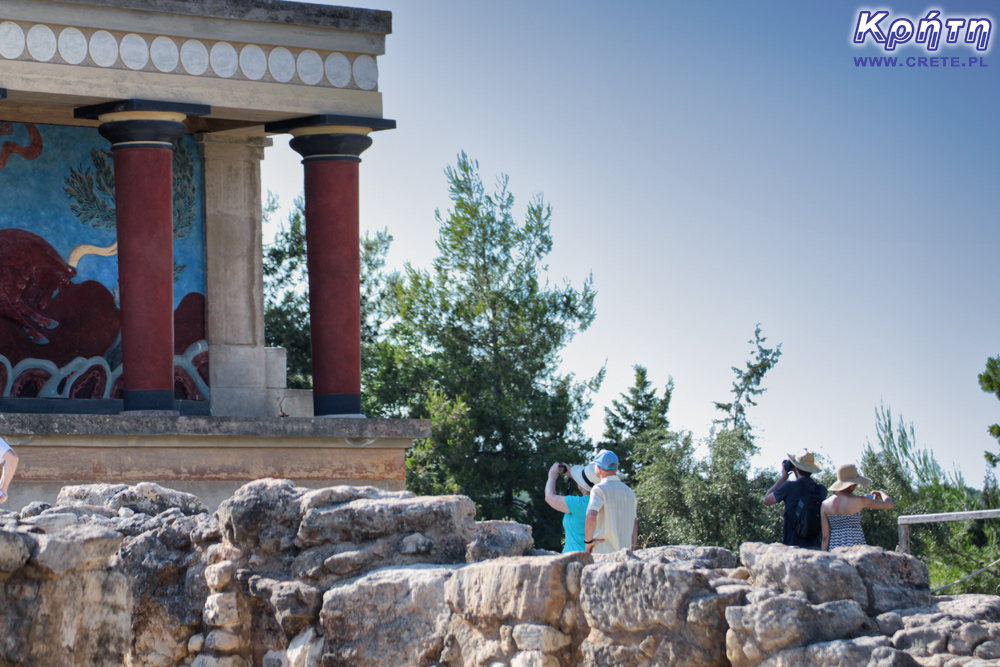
[
  {"xmin": 981, "ymin": 356, "xmax": 1000, "ymax": 466},
  {"xmin": 262, "ymin": 193, "xmax": 401, "ymax": 411},
  {"xmin": 400, "ymin": 152, "xmax": 601, "ymax": 548},
  {"xmin": 602, "ymin": 365, "xmax": 672, "ymax": 480},
  {"xmin": 860, "ymin": 404, "xmax": 1000, "ymax": 594},
  {"xmin": 630, "ymin": 326, "xmax": 783, "ymax": 552}
]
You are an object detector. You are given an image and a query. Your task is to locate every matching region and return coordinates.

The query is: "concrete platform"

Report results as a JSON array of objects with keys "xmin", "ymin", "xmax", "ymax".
[{"xmin": 0, "ymin": 413, "xmax": 429, "ymax": 510}]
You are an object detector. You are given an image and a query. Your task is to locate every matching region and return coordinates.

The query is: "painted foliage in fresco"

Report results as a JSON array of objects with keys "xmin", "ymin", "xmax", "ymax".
[{"xmin": 0, "ymin": 121, "xmax": 209, "ymax": 401}]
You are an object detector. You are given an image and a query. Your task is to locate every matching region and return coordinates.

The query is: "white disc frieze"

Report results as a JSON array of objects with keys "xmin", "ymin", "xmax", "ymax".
[
  {"xmin": 239, "ymin": 44, "xmax": 267, "ymax": 80},
  {"xmin": 210, "ymin": 42, "xmax": 238, "ymax": 78},
  {"xmin": 297, "ymin": 49, "xmax": 323, "ymax": 85},
  {"xmin": 89, "ymin": 30, "xmax": 118, "ymax": 67},
  {"xmin": 0, "ymin": 22, "xmax": 25, "ymax": 60},
  {"xmin": 58, "ymin": 27, "xmax": 88, "ymax": 65},
  {"xmin": 352, "ymin": 54, "xmax": 378, "ymax": 90},
  {"xmin": 27, "ymin": 24, "xmax": 57, "ymax": 62},
  {"xmin": 325, "ymin": 52, "xmax": 351, "ymax": 87},
  {"xmin": 268, "ymin": 46, "xmax": 295, "ymax": 83},
  {"xmin": 180, "ymin": 39, "xmax": 208, "ymax": 75},
  {"xmin": 119, "ymin": 34, "xmax": 149, "ymax": 70},
  {"xmin": 150, "ymin": 36, "xmax": 179, "ymax": 72}
]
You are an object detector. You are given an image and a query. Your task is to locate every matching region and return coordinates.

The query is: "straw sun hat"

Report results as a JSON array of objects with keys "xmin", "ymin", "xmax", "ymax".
[
  {"xmin": 786, "ymin": 451, "xmax": 822, "ymax": 474},
  {"xmin": 829, "ymin": 464, "xmax": 872, "ymax": 492}
]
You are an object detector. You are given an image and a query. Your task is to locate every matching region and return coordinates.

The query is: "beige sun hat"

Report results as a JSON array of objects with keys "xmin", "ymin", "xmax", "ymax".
[
  {"xmin": 569, "ymin": 463, "xmax": 598, "ymax": 493},
  {"xmin": 829, "ymin": 464, "xmax": 871, "ymax": 492},
  {"xmin": 787, "ymin": 451, "xmax": 822, "ymax": 474}
]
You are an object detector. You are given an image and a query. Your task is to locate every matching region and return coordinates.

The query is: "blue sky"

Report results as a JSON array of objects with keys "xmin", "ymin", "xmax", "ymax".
[{"xmin": 264, "ymin": 0, "xmax": 999, "ymax": 485}]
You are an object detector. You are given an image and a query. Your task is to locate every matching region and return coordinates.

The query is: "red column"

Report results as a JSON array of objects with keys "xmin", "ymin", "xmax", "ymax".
[
  {"xmin": 98, "ymin": 115, "xmax": 186, "ymax": 412},
  {"xmin": 289, "ymin": 130, "xmax": 373, "ymax": 417}
]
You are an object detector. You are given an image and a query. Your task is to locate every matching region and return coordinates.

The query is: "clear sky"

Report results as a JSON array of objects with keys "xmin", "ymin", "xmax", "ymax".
[{"xmin": 263, "ymin": 0, "xmax": 999, "ymax": 486}]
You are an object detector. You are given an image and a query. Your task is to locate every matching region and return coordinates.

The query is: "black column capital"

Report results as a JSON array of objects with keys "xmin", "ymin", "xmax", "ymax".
[
  {"xmin": 289, "ymin": 132, "xmax": 373, "ymax": 163},
  {"xmin": 98, "ymin": 119, "xmax": 187, "ymax": 150}
]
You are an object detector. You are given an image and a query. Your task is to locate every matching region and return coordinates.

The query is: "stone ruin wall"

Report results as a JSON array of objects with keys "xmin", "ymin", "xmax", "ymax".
[{"xmin": 4, "ymin": 479, "xmax": 1000, "ymax": 667}]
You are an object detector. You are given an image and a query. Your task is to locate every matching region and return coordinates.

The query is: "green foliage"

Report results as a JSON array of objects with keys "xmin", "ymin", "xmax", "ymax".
[
  {"xmin": 398, "ymin": 152, "xmax": 601, "ymax": 549},
  {"xmin": 981, "ymin": 356, "xmax": 1000, "ymax": 466},
  {"xmin": 63, "ymin": 141, "xmax": 197, "ymax": 280},
  {"xmin": 861, "ymin": 404, "xmax": 1000, "ymax": 594},
  {"xmin": 64, "ymin": 149, "xmax": 116, "ymax": 230},
  {"xmin": 630, "ymin": 327, "xmax": 783, "ymax": 553},
  {"xmin": 602, "ymin": 365, "xmax": 672, "ymax": 480}
]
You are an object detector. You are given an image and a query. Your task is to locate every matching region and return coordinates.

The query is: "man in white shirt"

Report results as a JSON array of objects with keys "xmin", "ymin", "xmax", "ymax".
[
  {"xmin": 0, "ymin": 435, "xmax": 19, "ymax": 504},
  {"xmin": 584, "ymin": 449, "xmax": 638, "ymax": 554}
]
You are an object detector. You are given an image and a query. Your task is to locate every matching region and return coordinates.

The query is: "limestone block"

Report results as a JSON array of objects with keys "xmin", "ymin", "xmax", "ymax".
[
  {"xmin": 759, "ymin": 636, "xmax": 891, "ymax": 666},
  {"xmin": 725, "ymin": 592, "xmax": 867, "ymax": 667},
  {"xmin": 837, "ymin": 546, "xmax": 931, "ymax": 614},
  {"xmin": 192, "ymin": 655, "xmax": 250, "ymax": 667},
  {"xmin": 296, "ymin": 495, "xmax": 476, "ymax": 559},
  {"xmin": 206, "ymin": 561, "xmax": 236, "ymax": 591},
  {"xmin": 263, "ymin": 649, "xmax": 289, "ymax": 667},
  {"xmin": 447, "ymin": 552, "xmax": 590, "ymax": 629},
  {"xmin": 287, "ymin": 627, "xmax": 325, "ymax": 667},
  {"xmin": 189, "ymin": 634, "xmax": 205, "ymax": 653},
  {"xmin": 0, "ymin": 570, "xmax": 131, "ymax": 666},
  {"xmin": 740, "ymin": 542, "xmax": 867, "ymax": 606},
  {"xmin": 511, "ymin": 650, "xmax": 560, "ymax": 667},
  {"xmin": 866, "ymin": 646, "xmax": 924, "ymax": 666},
  {"xmin": 892, "ymin": 626, "xmax": 955, "ymax": 657},
  {"xmin": 248, "ymin": 576, "xmax": 323, "ymax": 638},
  {"xmin": 401, "ymin": 532, "xmax": 435, "ymax": 554},
  {"xmin": 512, "ymin": 624, "xmax": 571, "ymax": 653},
  {"xmin": 265, "ymin": 347, "xmax": 288, "ymax": 389},
  {"xmin": 320, "ymin": 566, "xmax": 457, "ymax": 667},
  {"xmin": 0, "ymin": 529, "xmax": 30, "ymax": 572},
  {"xmin": 204, "ymin": 592, "xmax": 241, "ymax": 628},
  {"xmin": 636, "ymin": 545, "xmax": 737, "ymax": 569},
  {"xmin": 205, "ymin": 629, "xmax": 245, "ymax": 653},
  {"xmin": 466, "ymin": 520, "xmax": 534, "ymax": 562},
  {"xmin": 21, "ymin": 512, "xmax": 79, "ymax": 532},
  {"xmin": 950, "ymin": 623, "xmax": 992, "ymax": 655},
  {"xmin": 29, "ymin": 524, "xmax": 123, "ymax": 576},
  {"xmin": 581, "ymin": 560, "xmax": 712, "ymax": 632},
  {"xmin": 975, "ymin": 640, "xmax": 1000, "ymax": 659}
]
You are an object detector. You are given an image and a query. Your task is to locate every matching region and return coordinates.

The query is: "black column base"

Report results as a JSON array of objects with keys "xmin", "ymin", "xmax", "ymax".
[
  {"xmin": 123, "ymin": 390, "xmax": 176, "ymax": 412},
  {"xmin": 314, "ymin": 393, "xmax": 364, "ymax": 417}
]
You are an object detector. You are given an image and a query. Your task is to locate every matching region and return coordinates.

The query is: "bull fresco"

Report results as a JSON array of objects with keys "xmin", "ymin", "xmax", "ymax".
[{"xmin": 0, "ymin": 120, "xmax": 208, "ymax": 403}]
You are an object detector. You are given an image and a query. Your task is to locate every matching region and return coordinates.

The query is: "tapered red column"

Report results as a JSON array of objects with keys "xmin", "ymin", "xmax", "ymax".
[
  {"xmin": 97, "ymin": 112, "xmax": 187, "ymax": 412},
  {"xmin": 291, "ymin": 129, "xmax": 372, "ymax": 417},
  {"xmin": 268, "ymin": 114, "xmax": 395, "ymax": 418}
]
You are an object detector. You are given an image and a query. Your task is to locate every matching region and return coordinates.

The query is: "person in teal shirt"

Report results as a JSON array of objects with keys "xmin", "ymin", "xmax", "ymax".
[{"xmin": 544, "ymin": 461, "xmax": 597, "ymax": 552}]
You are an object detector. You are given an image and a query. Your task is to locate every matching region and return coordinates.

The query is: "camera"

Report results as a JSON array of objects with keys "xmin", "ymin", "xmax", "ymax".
[
  {"xmin": 782, "ymin": 460, "xmax": 794, "ymax": 473},
  {"xmin": 558, "ymin": 463, "xmax": 569, "ymax": 475}
]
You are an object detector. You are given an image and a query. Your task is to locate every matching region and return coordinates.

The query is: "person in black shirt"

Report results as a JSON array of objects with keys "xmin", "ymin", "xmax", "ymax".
[{"xmin": 763, "ymin": 451, "xmax": 827, "ymax": 549}]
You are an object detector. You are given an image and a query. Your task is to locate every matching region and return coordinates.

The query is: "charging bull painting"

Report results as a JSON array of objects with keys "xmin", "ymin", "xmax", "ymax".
[{"xmin": 0, "ymin": 120, "xmax": 208, "ymax": 403}]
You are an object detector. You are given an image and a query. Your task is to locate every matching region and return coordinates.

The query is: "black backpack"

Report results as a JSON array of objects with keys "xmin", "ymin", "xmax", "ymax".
[{"xmin": 791, "ymin": 480, "xmax": 823, "ymax": 541}]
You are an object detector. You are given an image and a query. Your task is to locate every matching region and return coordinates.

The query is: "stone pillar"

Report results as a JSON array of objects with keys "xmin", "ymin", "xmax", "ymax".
[
  {"xmin": 76, "ymin": 100, "xmax": 209, "ymax": 413},
  {"xmin": 196, "ymin": 134, "xmax": 272, "ymax": 417},
  {"xmin": 267, "ymin": 115, "xmax": 394, "ymax": 418}
]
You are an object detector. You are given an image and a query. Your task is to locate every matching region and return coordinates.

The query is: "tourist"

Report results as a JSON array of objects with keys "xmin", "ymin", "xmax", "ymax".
[
  {"xmin": 583, "ymin": 449, "xmax": 638, "ymax": 554},
  {"xmin": 763, "ymin": 451, "xmax": 827, "ymax": 549},
  {"xmin": 820, "ymin": 463, "xmax": 894, "ymax": 551},
  {"xmin": 544, "ymin": 461, "xmax": 597, "ymax": 553},
  {"xmin": 0, "ymin": 435, "xmax": 19, "ymax": 504}
]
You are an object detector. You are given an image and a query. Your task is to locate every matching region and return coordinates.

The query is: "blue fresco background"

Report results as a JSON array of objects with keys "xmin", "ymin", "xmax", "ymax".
[{"xmin": 0, "ymin": 121, "xmax": 206, "ymax": 308}]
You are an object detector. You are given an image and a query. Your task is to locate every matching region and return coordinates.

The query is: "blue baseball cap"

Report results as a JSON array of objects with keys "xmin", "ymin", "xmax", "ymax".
[{"xmin": 592, "ymin": 449, "xmax": 619, "ymax": 471}]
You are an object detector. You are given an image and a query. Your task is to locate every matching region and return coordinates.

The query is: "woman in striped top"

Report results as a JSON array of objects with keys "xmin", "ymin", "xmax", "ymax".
[{"xmin": 821, "ymin": 463, "xmax": 894, "ymax": 552}]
